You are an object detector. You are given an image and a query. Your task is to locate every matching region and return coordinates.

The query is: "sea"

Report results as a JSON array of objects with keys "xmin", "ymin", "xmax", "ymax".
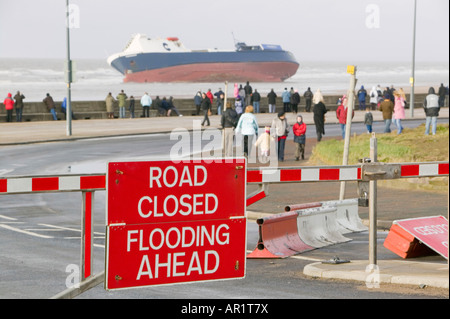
[{"xmin": 0, "ymin": 58, "xmax": 448, "ymax": 102}]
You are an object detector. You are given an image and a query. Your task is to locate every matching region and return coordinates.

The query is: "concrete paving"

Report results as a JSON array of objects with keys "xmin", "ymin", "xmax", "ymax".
[{"xmin": 0, "ymin": 107, "xmax": 448, "ymax": 290}]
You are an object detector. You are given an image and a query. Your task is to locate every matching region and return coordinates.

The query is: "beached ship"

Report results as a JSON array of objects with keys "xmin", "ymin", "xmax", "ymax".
[{"xmin": 107, "ymin": 34, "xmax": 299, "ymax": 83}]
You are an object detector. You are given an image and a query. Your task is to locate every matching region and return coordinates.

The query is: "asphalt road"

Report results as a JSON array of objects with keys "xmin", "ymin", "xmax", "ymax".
[{"xmin": 0, "ymin": 121, "xmax": 448, "ymax": 300}]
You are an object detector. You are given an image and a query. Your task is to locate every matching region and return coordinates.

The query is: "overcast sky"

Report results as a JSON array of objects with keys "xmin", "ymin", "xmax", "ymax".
[{"xmin": 0, "ymin": 0, "xmax": 448, "ymax": 63}]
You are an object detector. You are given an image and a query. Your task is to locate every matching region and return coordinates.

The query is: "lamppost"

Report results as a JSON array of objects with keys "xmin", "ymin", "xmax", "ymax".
[
  {"xmin": 410, "ymin": 0, "xmax": 417, "ymax": 118},
  {"xmin": 66, "ymin": 0, "xmax": 73, "ymax": 136}
]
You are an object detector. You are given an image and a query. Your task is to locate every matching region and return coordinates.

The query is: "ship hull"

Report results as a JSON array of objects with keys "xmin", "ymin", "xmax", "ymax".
[
  {"xmin": 109, "ymin": 50, "xmax": 299, "ymax": 83},
  {"xmin": 123, "ymin": 61, "xmax": 298, "ymax": 83}
]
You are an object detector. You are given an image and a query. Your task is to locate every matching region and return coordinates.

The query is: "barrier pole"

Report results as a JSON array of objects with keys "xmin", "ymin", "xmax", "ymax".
[
  {"xmin": 81, "ymin": 191, "xmax": 94, "ymax": 280},
  {"xmin": 339, "ymin": 67, "xmax": 357, "ymax": 200},
  {"xmin": 369, "ymin": 133, "xmax": 378, "ymax": 266}
]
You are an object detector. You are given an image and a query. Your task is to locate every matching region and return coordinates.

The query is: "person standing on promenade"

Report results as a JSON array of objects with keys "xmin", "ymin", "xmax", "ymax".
[
  {"xmin": 271, "ymin": 111, "xmax": 290, "ymax": 162},
  {"xmin": 201, "ymin": 92, "xmax": 211, "ymax": 126},
  {"xmin": 3, "ymin": 93, "xmax": 14, "ymax": 122},
  {"xmin": 116, "ymin": 90, "xmax": 127, "ymax": 118},
  {"xmin": 336, "ymin": 95, "xmax": 354, "ymax": 139},
  {"xmin": 393, "ymin": 89, "xmax": 406, "ymax": 134},
  {"xmin": 357, "ymin": 85, "xmax": 367, "ymax": 110},
  {"xmin": 423, "ymin": 87, "xmax": 440, "ymax": 135},
  {"xmin": 251, "ymin": 89, "xmax": 261, "ymax": 113},
  {"xmin": 303, "ymin": 87, "xmax": 313, "ymax": 112},
  {"xmin": 290, "ymin": 89, "xmax": 300, "ymax": 114},
  {"xmin": 438, "ymin": 83, "xmax": 446, "ymax": 107},
  {"xmin": 43, "ymin": 93, "xmax": 57, "ymax": 120},
  {"xmin": 221, "ymin": 101, "xmax": 238, "ymax": 157},
  {"xmin": 105, "ymin": 92, "xmax": 115, "ymax": 119},
  {"xmin": 194, "ymin": 91, "xmax": 202, "ymax": 115},
  {"xmin": 244, "ymin": 81, "xmax": 253, "ymax": 107},
  {"xmin": 267, "ymin": 89, "xmax": 277, "ymax": 113},
  {"xmin": 128, "ymin": 96, "xmax": 135, "ymax": 118},
  {"xmin": 167, "ymin": 96, "xmax": 183, "ymax": 117},
  {"xmin": 312, "ymin": 89, "xmax": 327, "ymax": 141},
  {"xmin": 293, "ymin": 114, "xmax": 307, "ymax": 161},
  {"xmin": 379, "ymin": 94, "xmax": 394, "ymax": 133},
  {"xmin": 13, "ymin": 91, "xmax": 25, "ymax": 122},
  {"xmin": 369, "ymin": 86, "xmax": 378, "ymax": 110},
  {"xmin": 282, "ymin": 88, "xmax": 291, "ymax": 112},
  {"xmin": 140, "ymin": 92, "xmax": 152, "ymax": 117},
  {"xmin": 236, "ymin": 105, "xmax": 258, "ymax": 157}
]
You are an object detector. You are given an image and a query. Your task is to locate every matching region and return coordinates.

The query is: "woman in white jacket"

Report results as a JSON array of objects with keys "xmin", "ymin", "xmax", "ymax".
[
  {"xmin": 369, "ymin": 86, "xmax": 378, "ymax": 110},
  {"xmin": 236, "ymin": 105, "xmax": 258, "ymax": 157}
]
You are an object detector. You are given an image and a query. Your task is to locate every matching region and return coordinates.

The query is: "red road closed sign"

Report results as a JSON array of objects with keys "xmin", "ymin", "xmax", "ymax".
[
  {"xmin": 395, "ymin": 216, "xmax": 448, "ymax": 259},
  {"xmin": 105, "ymin": 159, "xmax": 247, "ymax": 290}
]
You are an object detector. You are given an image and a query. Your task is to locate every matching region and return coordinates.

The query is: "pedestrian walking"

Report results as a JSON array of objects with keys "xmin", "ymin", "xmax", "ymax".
[
  {"xmin": 235, "ymin": 97, "xmax": 243, "ymax": 116},
  {"xmin": 312, "ymin": 89, "xmax": 327, "ymax": 141},
  {"xmin": 393, "ymin": 89, "xmax": 406, "ymax": 134},
  {"xmin": 235, "ymin": 105, "xmax": 258, "ymax": 157},
  {"xmin": 116, "ymin": 90, "xmax": 127, "ymax": 118},
  {"xmin": 293, "ymin": 114, "xmax": 307, "ymax": 161},
  {"xmin": 13, "ymin": 91, "xmax": 25, "ymax": 122},
  {"xmin": 221, "ymin": 102, "xmax": 238, "ymax": 158},
  {"xmin": 254, "ymin": 126, "xmax": 273, "ymax": 163},
  {"xmin": 3, "ymin": 93, "xmax": 14, "ymax": 122},
  {"xmin": 267, "ymin": 89, "xmax": 277, "ymax": 113},
  {"xmin": 364, "ymin": 106, "xmax": 373, "ymax": 133},
  {"xmin": 335, "ymin": 95, "xmax": 354, "ymax": 139},
  {"xmin": 140, "ymin": 92, "xmax": 152, "ymax": 117},
  {"xmin": 271, "ymin": 111, "xmax": 290, "ymax": 162},
  {"xmin": 201, "ymin": 92, "xmax": 211, "ymax": 126},
  {"xmin": 423, "ymin": 87, "xmax": 440, "ymax": 135},
  {"xmin": 303, "ymin": 87, "xmax": 313, "ymax": 112},
  {"xmin": 379, "ymin": 94, "xmax": 394, "ymax": 133},
  {"xmin": 43, "ymin": 93, "xmax": 57, "ymax": 120},
  {"xmin": 105, "ymin": 92, "xmax": 115, "ymax": 119}
]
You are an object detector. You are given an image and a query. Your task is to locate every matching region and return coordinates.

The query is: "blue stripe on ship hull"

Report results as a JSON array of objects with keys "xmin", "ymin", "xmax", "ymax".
[{"xmin": 110, "ymin": 50, "xmax": 298, "ymax": 75}]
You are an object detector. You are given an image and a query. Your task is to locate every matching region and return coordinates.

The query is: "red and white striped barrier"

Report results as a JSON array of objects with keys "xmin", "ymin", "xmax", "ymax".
[
  {"xmin": 247, "ymin": 165, "xmax": 361, "ymax": 184},
  {"xmin": 247, "ymin": 162, "xmax": 449, "ymax": 184},
  {"xmin": 0, "ymin": 175, "xmax": 106, "ymax": 194}
]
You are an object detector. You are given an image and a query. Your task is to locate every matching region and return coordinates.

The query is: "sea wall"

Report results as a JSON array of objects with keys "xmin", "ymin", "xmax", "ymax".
[{"xmin": 1, "ymin": 93, "xmax": 428, "ymax": 122}]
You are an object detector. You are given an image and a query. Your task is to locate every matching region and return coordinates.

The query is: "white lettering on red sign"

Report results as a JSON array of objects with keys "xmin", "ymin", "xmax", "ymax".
[{"xmin": 413, "ymin": 224, "xmax": 448, "ymax": 236}]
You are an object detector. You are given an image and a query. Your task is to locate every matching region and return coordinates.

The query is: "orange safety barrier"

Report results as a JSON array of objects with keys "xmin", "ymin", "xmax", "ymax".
[
  {"xmin": 383, "ymin": 224, "xmax": 436, "ymax": 259},
  {"xmin": 247, "ymin": 211, "xmax": 314, "ymax": 259}
]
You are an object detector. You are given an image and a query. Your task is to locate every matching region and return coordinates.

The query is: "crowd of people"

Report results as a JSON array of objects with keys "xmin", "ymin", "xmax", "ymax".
[{"xmin": 2, "ymin": 82, "xmax": 448, "ymax": 154}]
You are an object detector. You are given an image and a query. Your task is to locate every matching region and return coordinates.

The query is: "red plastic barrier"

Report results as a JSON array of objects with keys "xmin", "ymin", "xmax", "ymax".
[{"xmin": 247, "ymin": 211, "xmax": 314, "ymax": 259}]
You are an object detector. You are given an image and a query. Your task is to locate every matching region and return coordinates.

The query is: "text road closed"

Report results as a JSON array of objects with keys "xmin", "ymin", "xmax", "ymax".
[{"xmin": 105, "ymin": 159, "xmax": 246, "ymax": 290}]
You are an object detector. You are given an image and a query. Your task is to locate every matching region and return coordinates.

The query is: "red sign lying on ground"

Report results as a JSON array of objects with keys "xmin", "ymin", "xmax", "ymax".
[
  {"xmin": 105, "ymin": 159, "xmax": 247, "ymax": 290},
  {"xmin": 394, "ymin": 216, "xmax": 448, "ymax": 259}
]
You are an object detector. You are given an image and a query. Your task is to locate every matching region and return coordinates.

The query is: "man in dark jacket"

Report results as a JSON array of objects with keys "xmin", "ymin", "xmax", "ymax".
[
  {"xmin": 201, "ymin": 92, "xmax": 211, "ymax": 126},
  {"xmin": 14, "ymin": 91, "xmax": 25, "ymax": 122},
  {"xmin": 43, "ymin": 93, "xmax": 57, "ymax": 120},
  {"xmin": 423, "ymin": 87, "xmax": 440, "ymax": 135},
  {"xmin": 221, "ymin": 102, "xmax": 238, "ymax": 157},
  {"xmin": 303, "ymin": 87, "xmax": 313, "ymax": 112},
  {"xmin": 251, "ymin": 89, "xmax": 261, "ymax": 113},
  {"xmin": 267, "ymin": 89, "xmax": 277, "ymax": 113}
]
